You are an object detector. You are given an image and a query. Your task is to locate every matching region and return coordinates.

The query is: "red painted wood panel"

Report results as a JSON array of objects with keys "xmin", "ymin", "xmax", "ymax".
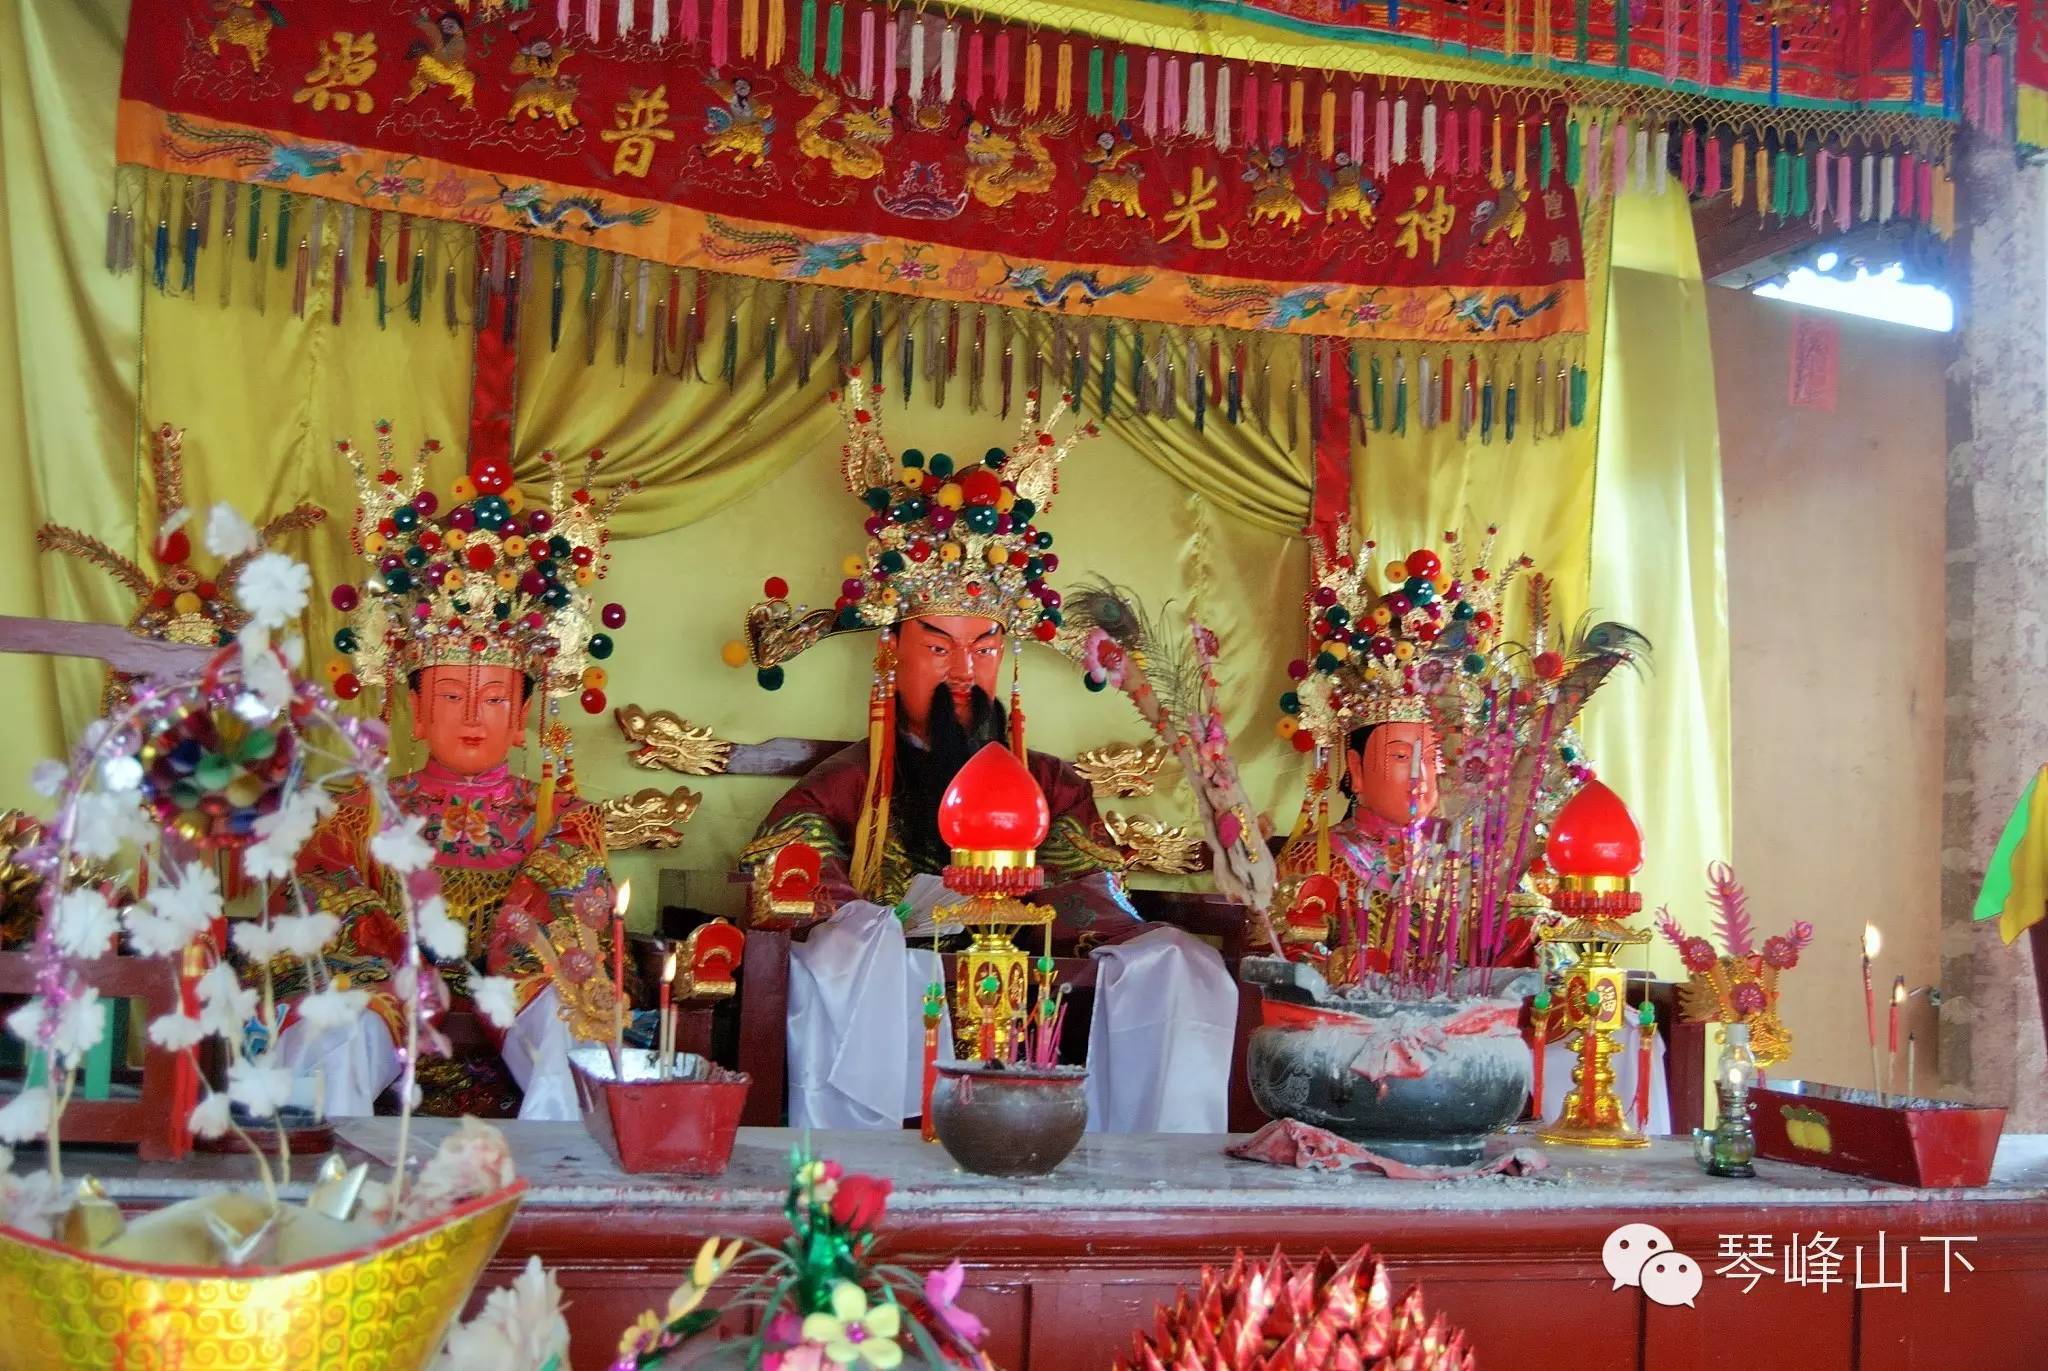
[{"xmin": 480, "ymin": 1193, "xmax": 2048, "ymax": 1371}]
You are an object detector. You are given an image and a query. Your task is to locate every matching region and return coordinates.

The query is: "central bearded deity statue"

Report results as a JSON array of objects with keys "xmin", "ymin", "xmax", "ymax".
[
  {"xmin": 261, "ymin": 434, "xmax": 635, "ymax": 1120},
  {"xmin": 736, "ymin": 374, "xmax": 1235, "ymax": 1133}
]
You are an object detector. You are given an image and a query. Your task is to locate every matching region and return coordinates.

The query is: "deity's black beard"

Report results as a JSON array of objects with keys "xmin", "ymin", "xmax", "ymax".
[{"xmin": 894, "ymin": 685, "xmax": 1008, "ymax": 874}]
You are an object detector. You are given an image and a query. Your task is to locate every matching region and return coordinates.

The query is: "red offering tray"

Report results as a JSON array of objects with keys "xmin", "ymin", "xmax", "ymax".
[
  {"xmin": 570, "ymin": 1046, "xmax": 751, "ymax": 1177},
  {"xmin": 1751, "ymin": 1079, "xmax": 2007, "ymax": 1188}
]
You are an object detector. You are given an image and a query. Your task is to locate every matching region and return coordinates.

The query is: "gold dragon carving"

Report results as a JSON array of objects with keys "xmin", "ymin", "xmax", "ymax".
[
  {"xmin": 1073, "ymin": 740, "xmax": 1170, "ymax": 798},
  {"xmin": 1103, "ymin": 811, "xmax": 1206, "ymax": 876},
  {"xmin": 599, "ymin": 787, "xmax": 704, "ymax": 851},
  {"xmin": 613, "ymin": 705, "xmax": 735, "ymax": 776}
]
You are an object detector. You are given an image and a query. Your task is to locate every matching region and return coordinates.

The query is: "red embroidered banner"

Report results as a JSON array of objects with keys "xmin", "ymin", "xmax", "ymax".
[{"xmin": 115, "ymin": 1, "xmax": 1588, "ymax": 343}]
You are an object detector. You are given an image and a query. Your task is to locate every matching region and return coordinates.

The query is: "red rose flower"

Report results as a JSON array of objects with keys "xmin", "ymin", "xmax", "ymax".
[{"xmin": 829, "ymin": 1174, "xmax": 892, "ymax": 1232}]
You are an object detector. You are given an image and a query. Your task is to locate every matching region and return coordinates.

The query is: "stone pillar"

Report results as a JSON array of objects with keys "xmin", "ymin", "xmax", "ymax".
[{"xmin": 1943, "ymin": 135, "xmax": 2048, "ymax": 1126}]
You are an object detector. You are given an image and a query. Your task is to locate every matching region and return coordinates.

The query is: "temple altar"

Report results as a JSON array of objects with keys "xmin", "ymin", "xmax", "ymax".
[{"xmin": 76, "ymin": 1121, "xmax": 2048, "ymax": 1371}]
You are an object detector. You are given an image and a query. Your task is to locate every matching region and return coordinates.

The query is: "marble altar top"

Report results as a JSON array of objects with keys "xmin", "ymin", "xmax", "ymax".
[{"xmin": 71, "ymin": 1123, "xmax": 2048, "ymax": 1215}]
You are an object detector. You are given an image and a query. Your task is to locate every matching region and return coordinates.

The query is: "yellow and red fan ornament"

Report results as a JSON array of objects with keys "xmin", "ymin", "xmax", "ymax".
[{"xmin": 35, "ymin": 422, "xmax": 324, "ymax": 685}]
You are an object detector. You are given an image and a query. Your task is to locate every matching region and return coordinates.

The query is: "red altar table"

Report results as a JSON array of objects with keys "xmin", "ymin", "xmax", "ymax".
[{"xmin": 85, "ymin": 1121, "xmax": 2048, "ymax": 1370}]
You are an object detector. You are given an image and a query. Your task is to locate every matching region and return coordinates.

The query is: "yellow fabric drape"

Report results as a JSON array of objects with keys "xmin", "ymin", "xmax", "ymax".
[
  {"xmin": 0, "ymin": 0, "xmax": 137, "ymax": 782},
  {"xmin": 1581, "ymin": 187, "xmax": 1734, "ymax": 980},
  {"xmin": 1349, "ymin": 202, "xmax": 1613, "ymax": 639},
  {"xmin": 513, "ymin": 271, "xmax": 842, "ymax": 540}
]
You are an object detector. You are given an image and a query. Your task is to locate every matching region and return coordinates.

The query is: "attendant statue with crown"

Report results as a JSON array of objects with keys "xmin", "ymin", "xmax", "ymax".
[
  {"xmin": 265, "ymin": 429, "xmax": 635, "ymax": 1120},
  {"xmin": 736, "ymin": 375, "xmax": 1235, "ymax": 1133},
  {"xmin": 1274, "ymin": 523, "xmax": 1644, "ymax": 972}
]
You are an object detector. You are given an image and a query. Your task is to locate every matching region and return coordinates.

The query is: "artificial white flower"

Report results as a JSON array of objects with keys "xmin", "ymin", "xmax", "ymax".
[
  {"xmin": 227, "ymin": 1059, "xmax": 295, "ymax": 1117},
  {"xmin": 243, "ymin": 786, "xmax": 333, "ymax": 882},
  {"xmin": 147, "ymin": 1013, "xmax": 210, "ymax": 1052},
  {"xmin": 468, "ymin": 975, "xmax": 520, "ymax": 1031},
  {"xmin": 188, "ymin": 1093, "xmax": 232, "ymax": 1140},
  {"xmin": 151, "ymin": 862, "xmax": 224, "ymax": 935},
  {"xmin": 0, "ymin": 1162, "xmax": 66, "ymax": 1240},
  {"xmin": 0, "ymin": 1088, "xmax": 51, "ymax": 1144},
  {"xmin": 99, "ymin": 754, "xmax": 144, "ymax": 793},
  {"xmin": 416, "ymin": 895, "xmax": 468, "ymax": 961},
  {"xmin": 432, "ymin": 1256, "xmax": 569, "ymax": 1371},
  {"xmin": 371, "ymin": 814, "xmax": 435, "ymax": 875},
  {"xmin": 204, "ymin": 503, "xmax": 262, "ymax": 559},
  {"xmin": 6, "ymin": 990, "xmax": 104, "ymax": 1065},
  {"xmin": 296, "ymin": 987, "xmax": 371, "ymax": 1033},
  {"xmin": 241, "ymin": 645, "xmax": 295, "ymax": 717},
  {"xmin": 71, "ymin": 790, "xmax": 150, "ymax": 862},
  {"xmin": 230, "ymin": 920, "xmax": 282, "ymax": 963},
  {"xmin": 29, "ymin": 760, "xmax": 67, "ymax": 798},
  {"xmin": 122, "ymin": 908, "xmax": 191, "ymax": 958},
  {"xmin": 271, "ymin": 912, "xmax": 340, "ymax": 960},
  {"xmin": 196, "ymin": 962, "xmax": 258, "ymax": 1038},
  {"xmin": 236, "ymin": 551, "xmax": 313, "ymax": 631},
  {"xmin": 50, "ymin": 888, "xmax": 118, "ymax": 958},
  {"xmin": 400, "ymin": 1117, "xmax": 516, "ymax": 1227}
]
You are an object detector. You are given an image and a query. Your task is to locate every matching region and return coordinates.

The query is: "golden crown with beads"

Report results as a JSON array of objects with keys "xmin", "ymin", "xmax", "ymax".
[
  {"xmin": 1282, "ymin": 522, "xmax": 1529, "ymax": 752},
  {"xmin": 327, "ymin": 423, "xmax": 635, "ymax": 713},
  {"xmin": 739, "ymin": 369, "xmax": 1096, "ymax": 684}
]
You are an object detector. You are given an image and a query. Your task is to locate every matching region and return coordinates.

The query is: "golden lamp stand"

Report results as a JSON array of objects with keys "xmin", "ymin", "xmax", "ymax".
[
  {"xmin": 1536, "ymin": 915, "xmax": 1652, "ymax": 1150},
  {"xmin": 949, "ymin": 896, "xmax": 1056, "ymax": 1061},
  {"xmin": 938, "ymin": 844, "xmax": 1059, "ymax": 1063}
]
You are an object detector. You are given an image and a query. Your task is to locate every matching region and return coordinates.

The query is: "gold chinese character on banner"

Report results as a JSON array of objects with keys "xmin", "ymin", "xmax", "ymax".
[
  {"xmin": 294, "ymin": 31, "xmax": 378, "ymax": 115},
  {"xmin": 1158, "ymin": 168, "xmax": 1229, "ymax": 250},
  {"xmin": 601, "ymin": 85, "xmax": 676, "ymax": 178},
  {"xmin": 1395, "ymin": 185, "xmax": 1456, "ymax": 264}
]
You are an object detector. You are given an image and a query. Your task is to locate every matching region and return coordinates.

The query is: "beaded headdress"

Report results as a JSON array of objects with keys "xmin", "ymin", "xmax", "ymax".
[
  {"xmin": 741, "ymin": 369, "xmax": 1094, "ymax": 682},
  {"xmin": 36, "ymin": 422, "xmax": 324, "ymax": 649},
  {"xmin": 328, "ymin": 423, "xmax": 635, "ymax": 712},
  {"xmin": 1280, "ymin": 522, "xmax": 1528, "ymax": 752}
]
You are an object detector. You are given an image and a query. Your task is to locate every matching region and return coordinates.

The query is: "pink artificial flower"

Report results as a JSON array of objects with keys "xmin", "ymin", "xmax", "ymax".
[
  {"xmin": 1731, "ymin": 981, "xmax": 1769, "ymax": 1016},
  {"xmin": 1679, "ymin": 937, "xmax": 1718, "ymax": 974},
  {"xmin": 924, "ymin": 1260, "xmax": 987, "ymax": 1347},
  {"xmin": 762, "ymin": 1312, "xmax": 828, "ymax": 1371},
  {"xmin": 1080, "ymin": 628, "xmax": 1128, "ymax": 689},
  {"xmin": 1761, "ymin": 935, "xmax": 1798, "ymax": 970}
]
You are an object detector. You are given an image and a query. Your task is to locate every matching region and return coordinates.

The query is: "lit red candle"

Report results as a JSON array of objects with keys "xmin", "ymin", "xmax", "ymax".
[{"xmin": 658, "ymin": 946, "xmax": 677, "ymax": 1078}]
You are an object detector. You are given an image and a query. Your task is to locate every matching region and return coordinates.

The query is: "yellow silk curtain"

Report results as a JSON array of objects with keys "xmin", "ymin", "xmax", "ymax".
[
  {"xmin": 0, "ymin": 0, "xmax": 1729, "ymax": 933},
  {"xmin": 0, "ymin": 0, "xmax": 138, "ymax": 765},
  {"xmin": 1582, "ymin": 187, "xmax": 1734, "ymax": 979}
]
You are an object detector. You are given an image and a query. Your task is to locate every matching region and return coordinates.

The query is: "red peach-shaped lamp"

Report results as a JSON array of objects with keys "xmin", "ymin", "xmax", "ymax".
[
  {"xmin": 939, "ymin": 742, "xmax": 1050, "ymax": 897},
  {"xmin": 1544, "ymin": 778, "xmax": 1645, "ymax": 921}
]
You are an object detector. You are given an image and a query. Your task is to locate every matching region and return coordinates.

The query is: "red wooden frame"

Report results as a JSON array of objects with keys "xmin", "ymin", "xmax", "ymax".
[{"xmin": 0, "ymin": 950, "xmax": 189, "ymax": 1161}]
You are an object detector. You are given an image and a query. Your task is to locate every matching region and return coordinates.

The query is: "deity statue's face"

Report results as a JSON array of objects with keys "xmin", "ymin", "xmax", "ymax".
[
  {"xmin": 409, "ymin": 664, "xmax": 532, "ymax": 775},
  {"xmin": 895, "ymin": 614, "xmax": 1005, "ymax": 737},
  {"xmin": 1345, "ymin": 720, "xmax": 1440, "ymax": 825}
]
